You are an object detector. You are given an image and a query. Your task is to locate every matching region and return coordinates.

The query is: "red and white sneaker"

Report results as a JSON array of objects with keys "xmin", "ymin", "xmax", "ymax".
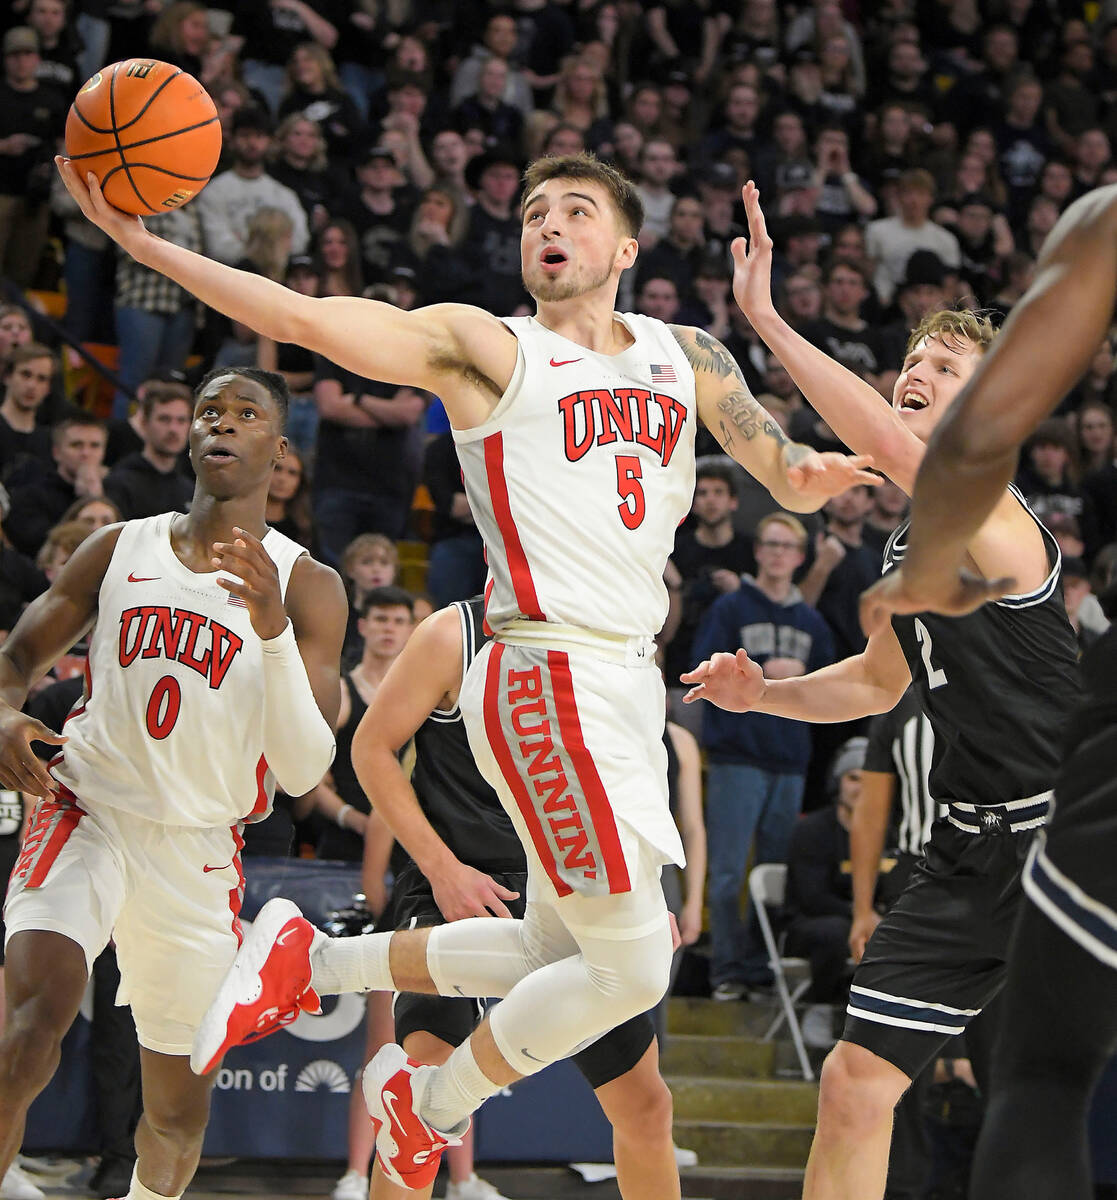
[
  {"xmin": 363, "ymin": 1044, "xmax": 468, "ymax": 1191},
  {"xmin": 190, "ymin": 897, "xmax": 321, "ymax": 1075}
]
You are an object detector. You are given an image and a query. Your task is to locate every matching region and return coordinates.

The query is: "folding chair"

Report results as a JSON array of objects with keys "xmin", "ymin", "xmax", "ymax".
[{"xmin": 748, "ymin": 862, "xmax": 814, "ymax": 1082}]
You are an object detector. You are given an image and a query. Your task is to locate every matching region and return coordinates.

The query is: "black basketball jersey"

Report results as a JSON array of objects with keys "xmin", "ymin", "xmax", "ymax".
[
  {"xmin": 882, "ymin": 485, "xmax": 1080, "ymax": 807},
  {"xmin": 409, "ymin": 598, "xmax": 525, "ymax": 872}
]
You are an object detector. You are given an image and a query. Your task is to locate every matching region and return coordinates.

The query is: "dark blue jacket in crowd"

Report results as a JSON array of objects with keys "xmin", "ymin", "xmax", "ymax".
[{"xmin": 691, "ymin": 576, "xmax": 835, "ymax": 773}]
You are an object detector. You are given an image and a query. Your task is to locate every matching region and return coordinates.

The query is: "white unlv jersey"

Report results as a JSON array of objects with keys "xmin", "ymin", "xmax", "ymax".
[
  {"xmin": 50, "ymin": 513, "xmax": 306, "ymax": 828},
  {"xmin": 453, "ymin": 313, "xmax": 697, "ymax": 637}
]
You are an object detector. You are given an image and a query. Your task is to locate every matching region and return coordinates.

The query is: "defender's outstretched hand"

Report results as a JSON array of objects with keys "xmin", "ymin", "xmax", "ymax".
[
  {"xmin": 859, "ymin": 565, "xmax": 1017, "ymax": 638},
  {"xmin": 785, "ymin": 448, "xmax": 879, "ymax": 506},
  {"xmin": 55, "ymin": 157, "xmax": 148, "ymax": 254},
  {"xmin": 681, "ymin": 649, "xmax": 767, "ymax": 711},
  {"xmin": 731, "ymin": 180, "xmax": 779, "ymax": 324}
]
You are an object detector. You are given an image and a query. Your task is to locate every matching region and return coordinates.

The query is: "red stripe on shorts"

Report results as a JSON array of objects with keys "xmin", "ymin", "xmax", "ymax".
[
  {"xmin": 482, "ymin": 432, "xmax": 544, "ymax": 621},
  {"xmin": 18, "ymin": 796, "xmax": 83, "ymax": 889},
  {"xmin": 229, "ymin": 824, "xmax": 246, "ymax": 946},
  {"xmin": 483, "ymin": 641, "xmax": 571, "ymax": 897},
  {"xmin": 547, "ymin": 651, "xmax": 631, "ymax": 894}
]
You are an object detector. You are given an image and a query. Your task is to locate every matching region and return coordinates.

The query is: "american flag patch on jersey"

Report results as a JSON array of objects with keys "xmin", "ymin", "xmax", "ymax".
[
  {"xmin": 227, "ymin": 593, "xmax": 248, "ymax": 608},
  {"xmin": 650, "ymin": 363, "xmax": 677, "ymax": 383}
]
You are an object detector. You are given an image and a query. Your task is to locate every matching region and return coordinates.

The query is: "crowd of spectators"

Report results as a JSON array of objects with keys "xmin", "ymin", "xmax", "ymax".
[{"xmin": 3, "ymin": 0, "xmax": 1117, "ymax": 1033}]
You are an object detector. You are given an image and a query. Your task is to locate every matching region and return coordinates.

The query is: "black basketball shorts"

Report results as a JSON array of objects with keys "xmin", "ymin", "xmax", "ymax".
[
  {"xmin": 1024, "ymin": 724, "xmax": 1117, "ymax": 971},
  {"xmin": 843, "ymin": 817, "xmax": 1037, "ymax": 1080},
  {"xmin": 391, "ymin": 862, "xmax": 654, "ymax": 1088}
]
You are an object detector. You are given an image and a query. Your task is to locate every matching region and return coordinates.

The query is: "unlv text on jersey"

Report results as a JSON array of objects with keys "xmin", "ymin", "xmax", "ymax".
[{"xmin": 558, "ymin": 388, "xmax": 687, "ymax": 467}]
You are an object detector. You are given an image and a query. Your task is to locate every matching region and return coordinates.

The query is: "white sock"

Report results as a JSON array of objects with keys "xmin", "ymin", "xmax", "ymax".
[
  {"xmin": 309, "ymin": 930, "xmax": 394, "ymax": 995},
  {"xmin": 126, "ymin": 1165, "xmax": 180, "ymax": 1200},
  {"xmin": 419, "ymin": 1037, "xmax": 501, "ymax": 1132}
]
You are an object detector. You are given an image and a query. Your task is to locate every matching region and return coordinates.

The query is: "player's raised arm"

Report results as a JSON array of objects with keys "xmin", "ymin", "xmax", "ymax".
[
  {"xmin": 0, "ymin": 525, "xmax": 123, "ymax": 796},
  {"xmin": 55, "ymin": 159, "xmax": 512, "ymax": 422},
  {"xmin": 673, "ymin": 323, "xmax": 878, "ymax": 512},
  {"xmin": 861, "ymin": 184, "xmax": 1117, "ymax": 632},
  {"xmin": 350, "ymin": 608, "xmax": 520, "ymax": 921},
  {"xmin": 732, "ymin": 181, "xmax": 924, "ymax": 492}
]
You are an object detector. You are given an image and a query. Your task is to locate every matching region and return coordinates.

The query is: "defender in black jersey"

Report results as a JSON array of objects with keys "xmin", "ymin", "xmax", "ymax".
[
  {"xmin": 861, "ymin": 183, "xmax": 1117, "ymax": 1200},
  {"xmin": 350, "ymin": 598, "xmax": 682, "ymax": 1200},
  {"xmin": 687, "ymin": 181, "xmax": 1084, "ymax": 1200}
]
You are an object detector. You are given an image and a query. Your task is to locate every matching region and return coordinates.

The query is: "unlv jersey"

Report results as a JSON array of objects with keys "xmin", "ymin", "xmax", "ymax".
[
  {"xmin": 50, "ymin": 512, "xmax": 306, "ymax": 827},
  {"xmin": 453, "ymin": 314, "xmax": 697, "ymax": 637},
  {"xmin": 882, "ymin": 486, "xmax": 1080, "ymax": 807}
]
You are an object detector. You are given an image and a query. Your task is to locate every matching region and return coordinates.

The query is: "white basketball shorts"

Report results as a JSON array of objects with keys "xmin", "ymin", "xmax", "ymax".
[{"xmin": 4, "ymin": 787, "xmax": 246, "ymax": 1055}]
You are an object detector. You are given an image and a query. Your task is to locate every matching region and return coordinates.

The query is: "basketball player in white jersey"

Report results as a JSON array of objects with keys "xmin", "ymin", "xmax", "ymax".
[
  {"xmin": 0, "ymin": 366, "xmax": 347, "ymax": 1200},
  {"xmin": 58, "ymin": 151, "xmax": 877, "ymax": 1191}
]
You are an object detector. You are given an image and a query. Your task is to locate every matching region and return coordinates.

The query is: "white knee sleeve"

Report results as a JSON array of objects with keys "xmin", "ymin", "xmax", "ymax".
[
  {"xmin": 488, "ymin": 906, "xmax": 674, "ymax": 1076},
  {"xmin": 424, "ymin": 917, "xmax": 535, "ymax": 999}
]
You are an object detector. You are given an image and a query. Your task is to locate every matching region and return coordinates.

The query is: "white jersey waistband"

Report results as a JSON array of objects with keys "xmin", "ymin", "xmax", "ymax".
[{"xmin": 494, "ymin": 620, "xmax": 657, "ymax": 667}]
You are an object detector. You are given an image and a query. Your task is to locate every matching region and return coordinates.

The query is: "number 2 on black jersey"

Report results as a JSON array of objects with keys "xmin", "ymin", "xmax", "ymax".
[{"xmin": 914, "ymin": 618, "xmax": 948, "ymax": 689}]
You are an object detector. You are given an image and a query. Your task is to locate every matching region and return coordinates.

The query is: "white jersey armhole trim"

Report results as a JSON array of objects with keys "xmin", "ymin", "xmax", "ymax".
[
  {"xmin": 450, "ymin": 319, "xmax": 527, "ymax": 444},
  {"xmin": 994, "ymin": 484, "xmax": 1061, "ymax": 609}
]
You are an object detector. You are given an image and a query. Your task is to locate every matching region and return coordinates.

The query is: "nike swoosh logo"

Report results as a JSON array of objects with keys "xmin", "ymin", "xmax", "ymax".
[
  {"xmin": 127, "ymin": 573, "xmax": 160, "ymax": 582},
  {"xmin": 549, "ymin": 357, "xmax": 582, "ymax": 367},
  {"xmin": 520, "ymin": 1047, "xmax": 547, "ymax": 1064},
  {"xmin": 202, "ymin": 863, "xmax": 229, "ymax": 873},
  {"xmin": 275, "ymin": 924, "xmax": 300, "ymax": 948}
]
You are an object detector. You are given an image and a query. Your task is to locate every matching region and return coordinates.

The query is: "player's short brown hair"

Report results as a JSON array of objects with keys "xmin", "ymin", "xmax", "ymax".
[
  {"xmin": 906, "ymin": 308, "xmax": 998, "ymax": 357},
  {"xmin": 521, "ymin": 152, "xmax": 644, "ymax": 239}
]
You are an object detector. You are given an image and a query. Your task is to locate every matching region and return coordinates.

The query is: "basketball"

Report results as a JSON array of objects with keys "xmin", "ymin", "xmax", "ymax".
[{"xmin": 65, "ymin": 59, "xmax": 222, "ymax": 217}]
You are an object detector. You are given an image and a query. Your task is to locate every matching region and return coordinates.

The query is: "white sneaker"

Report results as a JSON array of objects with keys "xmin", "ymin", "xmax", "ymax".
[
  {"xmin": 445, "ymin": 1175, "xmax": 512, "ymax": 1200},
  {"xmin": 711, "ymin": 980, "xmax": 747, "ymax": 1001},
  {"xmin": 673, "ymin": 1144, "xmax": 699, "ymax": 1168},
  {"xmin": 1, "ymin": 1164, "xmax": 46, "ymax": 1200},
  {"xmin": 801, "ymin": 1003, "xmax": 837, "ymax": 1048},
  {"xmin": 330, "ymin": 1169, "xmax": 368, "ymax": 1200}
]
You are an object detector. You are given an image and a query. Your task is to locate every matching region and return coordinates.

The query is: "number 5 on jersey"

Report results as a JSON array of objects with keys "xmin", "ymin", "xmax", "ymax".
[{"xmin": 615, "ymin": 455, "xmax": 645, "ymax": 530}]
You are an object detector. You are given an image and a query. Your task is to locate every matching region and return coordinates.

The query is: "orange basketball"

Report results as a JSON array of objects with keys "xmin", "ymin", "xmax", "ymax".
[{"xmin": 65, "ymin": 59, "xmax": 222, "ymax": 216}]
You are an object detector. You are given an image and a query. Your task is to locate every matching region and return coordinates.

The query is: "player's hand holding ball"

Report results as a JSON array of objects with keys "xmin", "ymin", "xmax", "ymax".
[
  {"xmin": 56, "ymin": 58, "xmax": 221, "ymax": 248},
  {"xmin": 212, "ymin": 528, "xmax": 288, "ymax": 641}
]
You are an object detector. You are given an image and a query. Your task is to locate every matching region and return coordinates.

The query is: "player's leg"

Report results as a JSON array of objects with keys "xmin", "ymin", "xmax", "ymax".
[
  {"xmin": 804, "ymin": 821, "xmax": 1017, "ymax": 1200},
  {"xmin": 0, "ymin": 930, "xmax": 90, "ymax": 1176},
  {"xmin": 587, "ymin": 1034, "xmax": 679, "ymax": 1200},
  {"xmin": 417, "ymin": 857, "xmax": 674, "ymax": 1133},
  {"xmin": 132, "ymin": 1051, "xmax": 217, "ymax": 1199},
  {"xmin": 969, "ymin": 898, "xmax": 1117, "ymax": 1200},
  {"xmin": 1, "ymin": 799, "xmax": 122, "ymax": 1178},
  {"xmin": 338, "ymin": 992, "xmax": 393, "ymax": 1198},
  {"xmin": 369, "ymin": 1030, "xmax": 482, "ymax": 1200},
  {"xmin": 803, "ymin": 1040, "xmax": 912, "ymax": 1200}
]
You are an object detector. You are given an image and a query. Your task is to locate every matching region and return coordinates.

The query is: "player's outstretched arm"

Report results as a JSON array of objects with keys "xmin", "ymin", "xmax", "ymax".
[
  {"xmin": 682, "ymin": 622, "xmax": 910, "ymax": 722},
  {"xmin": 56, "ymin": 159, "xmax": 510, "ymax": 422},
  {"xmin": 0, "ymin": 525, "xmax": 123, "ymax": 796},
  {"xmin": 731, "ymin": 180, "xmax": 924, "ymax": 492},
  {"xmin": 675, "ymin": 323, "xmax": 879, "ymax": 512},
  {"xmin": 861, "ymin": 184, "xmax": 1117, "ymax": 633},
  {"xmin": 351, "ymin": 608, "xmax": 520, "ymax": 922}
]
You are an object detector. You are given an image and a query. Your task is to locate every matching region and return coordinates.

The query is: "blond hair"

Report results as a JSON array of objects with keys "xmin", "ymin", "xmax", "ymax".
[
  {"xmin": 756, "ymin": 512, "xmax": 808, "ymax": 549},
  {"xmin": 905, "ymin": 308, "xmax": 998, "ymax": 357}
]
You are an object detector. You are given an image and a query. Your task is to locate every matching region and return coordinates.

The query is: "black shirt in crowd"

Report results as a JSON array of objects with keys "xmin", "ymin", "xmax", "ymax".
[{"xmin": 104, "ymin": 453, "xmax": 193, "ymax": 520}]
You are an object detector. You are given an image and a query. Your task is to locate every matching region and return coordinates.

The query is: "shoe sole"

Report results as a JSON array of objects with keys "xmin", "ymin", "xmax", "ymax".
[{"xmin": 190, "ymin": 897, "xmax": 306, "ymax": 1076}]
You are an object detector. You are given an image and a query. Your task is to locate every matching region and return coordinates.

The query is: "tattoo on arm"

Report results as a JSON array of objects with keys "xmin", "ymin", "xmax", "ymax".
[{"xmin": 670, "ymin": 324, "xmax": 788, "ymax": 451}]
